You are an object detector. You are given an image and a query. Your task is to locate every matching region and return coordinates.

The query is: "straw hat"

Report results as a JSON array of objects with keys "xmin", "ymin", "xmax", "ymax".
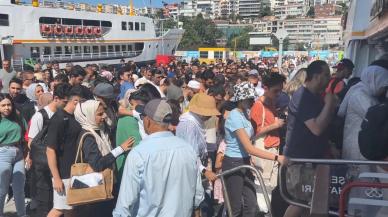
[{"xmin": 189, "ymin": 93, "xmax": 221, "ymax": 116}]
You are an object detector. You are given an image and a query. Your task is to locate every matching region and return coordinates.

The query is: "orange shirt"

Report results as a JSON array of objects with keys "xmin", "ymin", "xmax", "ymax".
[
  {"xmin": 325, "ymin": 77, "xmax": 345, "ymax": 95},
  {"xmin": 250, "ymin": 98, "xmax": 280, "ymax": 148}
]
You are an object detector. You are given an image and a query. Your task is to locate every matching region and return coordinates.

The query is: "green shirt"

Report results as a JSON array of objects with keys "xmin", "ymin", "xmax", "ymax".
[
  {"xmin": 0, "ymin": 117, "xmax": 26, "ymax": 145},
  {"xmin": 115, "ymin": 115, "xmax": 142, "ymax": 180}
]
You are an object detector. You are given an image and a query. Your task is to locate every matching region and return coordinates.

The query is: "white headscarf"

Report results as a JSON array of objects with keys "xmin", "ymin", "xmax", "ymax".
[
  {"xmin": 26, "ymin": 83, "xmax": 48, "ymax": 102},
  {"xmin": 339, "ymin": 65, "xmax": 388, "ymax": 118},
  {"xmin": 74, "ymin": 100, "xmax": 112, "ymax": 156}
]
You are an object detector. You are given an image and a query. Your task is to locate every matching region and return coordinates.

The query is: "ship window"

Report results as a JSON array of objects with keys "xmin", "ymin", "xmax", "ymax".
[
  {"xmin": 108, "ymin": 45, "xmax": 114, "ymax": 52},
  {"xmin": 128, "ymin": 22, "xmax": 133, "ymax": 31},
  {"xmin": 135, "ymin": 43, "xmax": 144, "ymax": 50},
  {"xmin": 30, "ymin": 47, "xmax": 40, "ymax": 58},
  {"xmin": 92, "ymin": 46, "xmax": 99, "ymax": 54},
  {"xmin": 74, "ymin": 46, "xmax": 81, "ymax": 54},
  {"xmin": 83, "ymin": 19, "xmax": 99, "ymax": 26},
  {"xmin": 39, "ymin": 17, "xmax": 61, "ymax": 25},
  {"xmin": 214, "ymin": 51, "xmax": 223, "ymax": 59},
  {"xmin": 135, "ymin": 22, "xmax": 139, "ymax": 31},
  {"xmin": 43, "ymin": 47, "xmax": 51, "ymax": 55},
  {"xmin": 54, "ymin": 46, "xmax": 62, "ymax": 55},
  {"xmin": 121, "ymin": 22, "xmax": 127, "ymax": 30},
  {"xmin": 115, "ymin": 45, "xmax": 121, "ymax": 52},
  {"xmin": 101, "ymin": 46, "xmax": 107, "ymax": 53},
  {"xmin": 141, "ymin": 22, "xmax": 145, "ymax": 31},
  {"xmin": 128, "ymin": 45, "xmax": 133, "ymax": 51},
  {"xmin": 83, "ymin": 46, "xmax": 91, "ymax": 54},
  {"xmin": 0, "ymin": 14, "xmax": 9, "ymax": 26},
  {"xmin": 121, "ymin": 45, "xmax": 127, "ymax": 51},
  {"xmin": 62, "ymin": 18, "xmax": 82, "ymax": 25},
  {"xmin": 64, "ymin": 46, "xmax": 72, "ymax": 54},
  {"xmin": 101, "ymin": 21, "xmax": 112, "ymax": 27},
  {"xmin": 200, "ymin": 51, "xmax": 208, "ymax": 58}
]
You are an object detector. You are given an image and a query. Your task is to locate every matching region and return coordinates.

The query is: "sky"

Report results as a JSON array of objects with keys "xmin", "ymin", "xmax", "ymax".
[{"xmin": 71, "ymin": 0, "xmax": 177, "ymax": 8}]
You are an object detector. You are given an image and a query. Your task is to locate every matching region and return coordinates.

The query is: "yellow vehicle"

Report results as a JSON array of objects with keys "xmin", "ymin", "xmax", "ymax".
[{"xmin": 198, "ymin": 47, "xmax": 230, "ymax": 64}]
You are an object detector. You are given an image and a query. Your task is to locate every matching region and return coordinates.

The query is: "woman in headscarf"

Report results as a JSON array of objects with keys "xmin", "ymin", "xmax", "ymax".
[
  {"xmin": 74, "ymin": 100, "xmax": 134, "ymax": 217},
  {"xmin": 26, "ymin": 83, "xmax": 48, "ymax": 112},
  {"xmin": 338, "ymin": 61, "xmax": 388, "ymax": 160}
]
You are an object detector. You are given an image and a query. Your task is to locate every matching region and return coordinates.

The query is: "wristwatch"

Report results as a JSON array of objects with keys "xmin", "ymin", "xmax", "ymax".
[{"xmin": 201, "ymin": 168, "xmax": 207, "ymax": 175}]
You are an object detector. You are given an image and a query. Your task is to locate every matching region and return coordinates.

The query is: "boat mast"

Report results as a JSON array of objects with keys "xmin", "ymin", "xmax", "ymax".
[{"xmin": 129, "ymin": 0, "xmax": 134, "ymax": 16}]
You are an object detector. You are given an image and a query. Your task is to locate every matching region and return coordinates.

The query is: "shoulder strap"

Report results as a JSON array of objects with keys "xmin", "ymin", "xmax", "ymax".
[
  {"xmin": 74, "ymin": 132, "xmax": 94, "ymax": 164},
  {"xmin": 330, "ymin": 78, "xmax": 342, "ymax": 93},
  {"xmin": 39, "ymin": 109, "xmax": 49, "ymax": 127}
]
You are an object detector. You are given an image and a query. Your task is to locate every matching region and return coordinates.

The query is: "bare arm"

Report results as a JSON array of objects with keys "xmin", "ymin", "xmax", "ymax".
[
  {"xmin": 305, "ymin": 94, "xmax": 337, "ymax": 136},
  {"xmin": 46, "ymin": 147, "xmax": 61, "ymax": 180},
  {"xmin": 236, "ymin": 129, "xmax": 277, "ymax": 161}
]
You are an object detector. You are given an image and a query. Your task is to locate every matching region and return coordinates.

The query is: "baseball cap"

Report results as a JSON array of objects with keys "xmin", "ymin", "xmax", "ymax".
[
  {"xmin": 188, "ymin": 80, "xmax": 201, "ymax": 89},
  {"xmin": 93, "ymin": 83, "xmax": 115, "ymax": 99},
  {"xmin": 248, "ymin": 69, "xmax": 259, "ymax": 76},
  {"xmin": 143, "ymin": 99, "xmax": 173, "ymax": 124},
  {"xmin": 333, "ymin": 58, "xmax": 355, "ymax": 70}
]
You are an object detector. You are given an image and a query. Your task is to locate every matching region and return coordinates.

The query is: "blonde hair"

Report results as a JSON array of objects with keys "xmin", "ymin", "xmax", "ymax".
[{"xmin": 285, "ymin": 68, "xmax": 307, "ymax": 96}]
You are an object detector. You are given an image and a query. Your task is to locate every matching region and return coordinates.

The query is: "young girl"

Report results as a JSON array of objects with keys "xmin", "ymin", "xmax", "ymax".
[{"xmin": 0, "ymin": 93, "xmax": 28, "ymax": 217}]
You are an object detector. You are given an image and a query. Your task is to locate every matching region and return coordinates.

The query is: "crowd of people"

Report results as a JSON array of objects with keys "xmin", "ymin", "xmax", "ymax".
[{"xmin": 0, "ymin": 54, "xmax": 387, "ymax": 217}]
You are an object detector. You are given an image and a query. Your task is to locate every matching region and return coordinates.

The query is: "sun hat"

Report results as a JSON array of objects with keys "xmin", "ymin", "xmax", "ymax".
[
  {"xmin": 231, "ymin": 81, "xmax": 256, "ymax": 102},
  {"xmin": 189, "ymin": 93, "xmax": 221, "ymax": 116}
]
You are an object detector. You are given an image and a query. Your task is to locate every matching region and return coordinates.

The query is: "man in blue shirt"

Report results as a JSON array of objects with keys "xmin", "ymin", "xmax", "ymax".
[{"xmin": 113, "ymin": 99, "xmax": 204, "ymax": 217}]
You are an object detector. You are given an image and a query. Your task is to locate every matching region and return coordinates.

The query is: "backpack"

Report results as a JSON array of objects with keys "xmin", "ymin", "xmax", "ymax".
[
  {"xmin": 30, "ymin": 109, "xmax": 50, "ymax": 170},
  {"xmin": 359, "ymin": 102, "xmax": 388, "ymax": 160}
]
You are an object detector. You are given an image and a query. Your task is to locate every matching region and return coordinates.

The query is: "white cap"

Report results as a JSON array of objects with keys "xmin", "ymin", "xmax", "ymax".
[{"xmin": 188, "ymin": 80, "xmax": 201, "ymax": 89}]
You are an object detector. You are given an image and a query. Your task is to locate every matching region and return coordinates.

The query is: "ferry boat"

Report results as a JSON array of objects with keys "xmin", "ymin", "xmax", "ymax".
[{"xmin": 0, "ymin": 0, "xmax": 184, "ymax": 69}]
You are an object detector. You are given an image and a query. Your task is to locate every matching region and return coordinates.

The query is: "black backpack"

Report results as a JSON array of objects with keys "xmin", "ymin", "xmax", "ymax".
[
  {"xmin": 359, "ymin": 102, "xmax": 388, "ymax": 160},
  {"xmin": 30, "ymin": 109, "xmax": 50, "ymax": 170}
]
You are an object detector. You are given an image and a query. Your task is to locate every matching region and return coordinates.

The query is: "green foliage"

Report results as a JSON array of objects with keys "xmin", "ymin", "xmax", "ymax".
[
  {"xmin": 226, "ymin": 26, "xmax": 254, "ymax": 50},
  {"xmin": 260, "ymin": 6, "xmax": 272, "ymax": 17},
  {"xmin": 178, "ymin": 14, "xmax": 223, "ymax": 50},
  {"xmin": 295, "ymin": 42, "xmax": 307, "ymax": 51},
  {"xmin": 307, "ymin": 6, "xmax": 315, "ymax": 18},
  {"xmin": 272, "ymin": 37, "xmax": 290, "ymax": 51},
  {"xmin": 337, "ymin": 2, "xmax": 349, "ymax": 15}
]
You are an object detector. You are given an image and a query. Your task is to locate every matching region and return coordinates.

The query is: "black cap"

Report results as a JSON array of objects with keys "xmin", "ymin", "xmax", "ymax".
[{"xmin": 333, "ymin": 58, "xmax": 355, "ymax": 70}]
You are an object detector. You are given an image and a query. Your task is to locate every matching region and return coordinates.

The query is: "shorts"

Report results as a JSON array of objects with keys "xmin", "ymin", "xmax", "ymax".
[{"xmin": 52, "ymin": 178, "xmax": 72, "ymax": 210}]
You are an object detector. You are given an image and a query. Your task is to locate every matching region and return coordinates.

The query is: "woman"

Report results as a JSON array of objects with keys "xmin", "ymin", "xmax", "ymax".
[
  {"xmin": 223, "ymin": 82, "xmax": 285, "ymax": 217},
  {"xmin": 74, "ymin": 100, "xmax": 134, "ymax": 217},
  {"xmin": 115, "ymin": 90, "xmax": 142, "ymax": 181},
  {"xmin": 0, "ymin": 94, "xmax": 28, "ymax": 217},
  {"xmin": 284, "ymin": 68, "xmax": 307, "ymax": 97},
  {"xmin": 26, "ymin": 83, "xmax": 47, "ymax": 112}
]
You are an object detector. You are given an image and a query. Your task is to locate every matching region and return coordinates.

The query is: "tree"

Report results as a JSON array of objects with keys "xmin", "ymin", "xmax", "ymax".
[
  {"xmin": 337, "ymin": 2, "xmax": 349, "ymax": 15},
  {"xmin": 260, "ymin": 6, "xmax": 272, "ymax": 18},
  {"xmin": 178, "ymin": 15, "xmax": 223, "ymax": 50},
  {"xmin": 307, "ymin": 6, "xmax": 315, "ymax": 18},
  {"xmin": 295, "ymin": 42, "xmax": 307, "ymax": 51},
  {"xmin": 226, "ymin": 26, "xmax": 254, "ymax": 50},
  {"xmin": 272, "ymin": 37, "xmax": 290, "ymax": 51}
]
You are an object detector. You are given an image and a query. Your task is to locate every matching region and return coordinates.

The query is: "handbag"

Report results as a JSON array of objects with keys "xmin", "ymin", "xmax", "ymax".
[
  {"xmin": 252, "ymin": 101, "xmax": 267, "ymax": 169},
  {"xmin": 67, "ymin": 132, "xmax": 114, "ymax": 206}
]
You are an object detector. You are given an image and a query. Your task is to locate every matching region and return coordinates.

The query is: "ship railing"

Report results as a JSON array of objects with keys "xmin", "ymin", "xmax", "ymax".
[
  {"xmin": 279, "ymin": 158, "xmax": 388, "ymax": 217},
  {"xmin": 40, "ymin": 50, "xmax": 142, "ymax": 62}
]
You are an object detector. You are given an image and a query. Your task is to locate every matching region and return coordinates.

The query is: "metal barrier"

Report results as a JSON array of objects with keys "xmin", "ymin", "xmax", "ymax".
[
  {"xmin": 279, "ymin": 158, "xmax": 388, "ymax": 217},
  {"xmin": 213, "ymin": 165, "xmax": 273, "ymax": 217}
]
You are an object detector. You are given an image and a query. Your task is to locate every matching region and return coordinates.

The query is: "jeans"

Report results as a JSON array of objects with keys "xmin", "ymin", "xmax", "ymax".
[
  {"xmin": 0, "ymin": 146, "xmax": 26, "ymax": 217},
  {"xmin": 222, "ymin": 156, "xmax": 257, "ymax": 217}
]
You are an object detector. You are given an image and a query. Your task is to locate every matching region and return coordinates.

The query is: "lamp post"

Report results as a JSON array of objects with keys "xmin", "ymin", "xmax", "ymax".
[{"xmin": 274, "ymin": 29, "xmax": 288, "ymax": 69}]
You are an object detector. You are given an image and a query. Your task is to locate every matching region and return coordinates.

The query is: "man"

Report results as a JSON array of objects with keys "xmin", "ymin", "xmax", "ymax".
[
  {"xmin": 8, "ymin": 78, "xmax": 35, "ymax": 121},
  {"xmin": 283, "ymin": 60, "xmax": 338, "ymax": 217},
  {"xmin": 176, "ymin": 93, "xmax": 220, "ymax": 217},
  {"xmin": 113, "ymin": 99, "xmax": 204, "ymax": 217},
  {"xmin": 68, "ymin": 67, "xmax": 85, "ymax": 87},
  {"xmin": 118, "ymin": 66, "xmax": 135, "ymax": 100},
  {"xmin": 64, "ymin": 63, "xmax": 73, "ymax": 75},
  {"xmin": 200, "ymin": 70, "xmax": 215, "ymax": 91},
  {"xmin": 250, "ymin": 73, "xmax": 286, "ymax": 188},
  {"xmin": 27, "ymin": 83, "xmax": 71, "ymax": 217},
  {"xmin": 0, "ymin": 60, "xmax": 17, "ymax": 93},
  {"xmin": 22, "ymin": 71, "xmax": 35, "ymax": 91},
  {"xmin": 325, "ymin": 58, "xmax": 355, "ymax": 98},
  {"xmin": 134, "ymin": 68, "xmax": 153, "ymax": 88},
  {"xmin": 247, "ymin": 69, "xmax": 264, "ymax": 98},
  {"xmin": 46, "ymin": 86, "xmax": 83, "ymax": 217},
  {"xmin": 51, "ymin": 61, "xmax": 63, "ymax": 78}
]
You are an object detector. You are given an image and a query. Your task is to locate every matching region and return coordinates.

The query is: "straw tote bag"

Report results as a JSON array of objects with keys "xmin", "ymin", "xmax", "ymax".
[
  {"xmin": 67, "ymin": 132, "xmax": 114, "ymax": 206},
  {"xmin": 252, "ymin": 101, "xmax": 266, "ymax": 169}
]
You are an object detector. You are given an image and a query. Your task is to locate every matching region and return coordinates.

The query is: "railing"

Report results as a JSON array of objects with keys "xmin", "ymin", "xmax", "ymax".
[
  {"xmin": 279, "ymin": 159, "xmax": 388, "ymax": 217},
  {"xmin": 40, "ymin": 50, "xmax": 142, "ymax": 62},
  {"xmin": 213, "ymin": 165, "xmax": 273, "ymax": 217}
]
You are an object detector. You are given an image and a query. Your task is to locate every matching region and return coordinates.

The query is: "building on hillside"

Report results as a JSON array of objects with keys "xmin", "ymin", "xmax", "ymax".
[
  {"xmin": 273, "ymin": 3, "xmax": 308, "ymax": 18},
  {"xmin": 197, "ymin": 0, "xmax": 214, "ymax": 18},
  {"xmin": 215, "ymin": 0, "xmax": 238, "ymax": 19},
  {"xmin": 312, "ymin": 0, "xmax": 349, "ymax": 5},
  {"xmin": 238, "ymin": 0, "xmax": 270, "ymax": 19},
  {"xmin": 164, "ymin": 3, "xmax": 180, "ymax": 18},
  {"xmin": 314, "ymin": 3, "xmax": 341, "ymax": 17},
  {"xmin": 181, "ymin": 0, "xmax": 198, "ymax": 17}
]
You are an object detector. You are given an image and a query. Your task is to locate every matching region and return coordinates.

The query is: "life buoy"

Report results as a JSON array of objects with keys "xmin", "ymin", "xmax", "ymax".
[
  {"xmin": 64, "ymin": 26, "xmax": 74, "ymax": 35},
  {"xmin": 93, "ymin": 27, "xmax": 102, "ymax": 36},
  {"xmin": 40, "ymin": 24, "xmax": 52, "ymax": 34},
  {"xmin": 75, "ymin": 26, "xmax": 83, "ymax": 35},
  {"xmin": 83, "ymin": 26, "xmax": 93, "ymax": 35},
  {"xmin": 54, "ymin": 25, "xmax": 63, "ymax": 35}
]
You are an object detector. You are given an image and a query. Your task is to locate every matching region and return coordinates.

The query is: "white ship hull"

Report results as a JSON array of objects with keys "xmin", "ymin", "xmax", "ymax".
[{"xmin": 0, "ymin": 1, "xmax": 184, "ymax": 68}]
